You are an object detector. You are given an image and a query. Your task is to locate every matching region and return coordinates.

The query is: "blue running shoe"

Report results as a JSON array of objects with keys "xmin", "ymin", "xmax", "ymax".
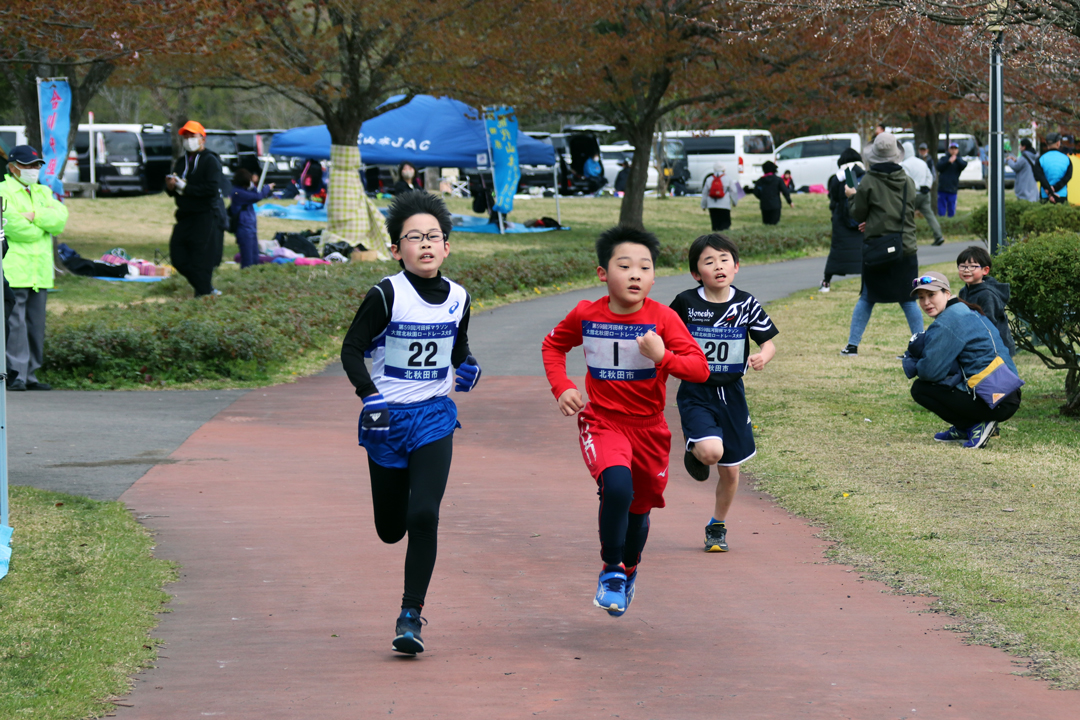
[
  {"xmin": 934, "ymin": 426, "xmax": 966, "ymax": 442},
  {"xmin": 392, "ymin": 608, "xmax": 426, "ymax": 655},
  {"xmin": 607, "ymin": 568, "xmax": 637, "ymax": 617},
  {"xmin": 963, "ymin": 421, "xmax": 997, "ymax": 449},
  {"xmin": 593, "ymin": 566, "xmax": 627, "ymax": 614}
]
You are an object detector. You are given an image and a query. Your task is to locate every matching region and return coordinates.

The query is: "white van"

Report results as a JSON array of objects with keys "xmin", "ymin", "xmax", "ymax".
[
  {"xmin": 895, "ymin": 133, "xmax": 984, "ymax": 188},
  {"xmin": 665, "ymin": 129, "xmax": 775, "ymax": 188},
  {"xmin": 599, "ymin": 145, "xmax": 659, "ymax": 189},
  {"xmin": 775, "ymin": 133, "xmax": 863, "ymax": 189}
]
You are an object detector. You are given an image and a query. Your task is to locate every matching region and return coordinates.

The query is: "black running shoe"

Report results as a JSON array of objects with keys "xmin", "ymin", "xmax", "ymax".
[
  {"xmin": 704, "ymin": 522, "xmax": 728, "ymax": 552},
  {"xmin": 840, "ymin": 344, "xmax": 858, "ymax": 356},
  {"xmin": 684, "ymin": 450, "xmax": 711, "ymax": 482},
  {"xmin": 392, "ymin": 608, "xmax": 426, "ymax": 655}
]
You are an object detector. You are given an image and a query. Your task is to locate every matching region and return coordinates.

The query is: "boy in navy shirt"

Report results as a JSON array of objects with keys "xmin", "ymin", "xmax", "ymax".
[{"xmin": 670, "ymin": 234, "xmax": 778, "ymax": 552}]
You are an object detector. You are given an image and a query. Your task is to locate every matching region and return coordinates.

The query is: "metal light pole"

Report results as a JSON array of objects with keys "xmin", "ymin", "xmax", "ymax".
[{"xmin": 988, "ymin": 0, "xmax": 1008, "ymax": 254}]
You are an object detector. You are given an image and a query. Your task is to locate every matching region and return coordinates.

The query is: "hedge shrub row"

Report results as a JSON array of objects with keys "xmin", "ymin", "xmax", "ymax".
[
  {"xmin": 969, "ymin": 200, "xmax": 1080, "ymax": 239},
  {"xmin": 44, "ymin": 229, "xmax": 830, "ymax": 388}
]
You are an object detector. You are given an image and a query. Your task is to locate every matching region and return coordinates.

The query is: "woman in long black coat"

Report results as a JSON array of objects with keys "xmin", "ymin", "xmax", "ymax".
[
  {"xmin": 821, "ymin": 148, "xmax": 865, "ymax": 292},
  {"xmin": 751, "ymin": 161, "xmax": 792, "ymax": 224}
]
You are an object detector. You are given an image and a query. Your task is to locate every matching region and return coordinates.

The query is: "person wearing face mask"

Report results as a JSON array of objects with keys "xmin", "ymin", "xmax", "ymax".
[
  {"xmin": 0, "ymin": 146, "xmax": 69, "ymax": 391},
  {"xmin": 165, "ymin": 121, "xmax": 226, "ymax": 297},
  {"xmin": 392, "ymin": 162, "xmax": 422, "ymax": 195},
  {"xmin": 228, "ymin": 168, "xmax": 274, "ymax": 268}
]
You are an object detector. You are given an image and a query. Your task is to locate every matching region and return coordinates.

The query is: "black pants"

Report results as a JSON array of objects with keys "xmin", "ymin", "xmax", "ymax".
[
  {"xmin": 170, "ymin": 212, "xmax": 219, "ymax": 297},
  {"xmin": 596, "ymin": 466, "xmax": 651, "ymax": 568},
  {"xmin": 910, "ymin": 380, "xmax": 1021, "ymax": 429},
  {"xmin": 708, "ymin": 208, "xmax": 731, "ymax": 232},
  {"xmin": 761, "ymin": 208, "xmax": 781, "ymax": 225},
  {"xmin": 369, "ymin": 434, "xmax": 453, "ymax": 610}
]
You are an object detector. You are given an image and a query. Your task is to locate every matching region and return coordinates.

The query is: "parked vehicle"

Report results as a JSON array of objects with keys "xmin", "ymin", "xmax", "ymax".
[
  {"xmin": 665, "ymin": 129, "xmax": 775, "ymax": 188},
  {"xmin": 775, "ymin": 133, "xmax": 863, "ymax": 189},
  {"xmin": 598, "ymin": 144, "xmax": 659, "ymax": 190},
  {"xmin": 72, "ymin": 124, "xmax": 172, "ymax": 194}
]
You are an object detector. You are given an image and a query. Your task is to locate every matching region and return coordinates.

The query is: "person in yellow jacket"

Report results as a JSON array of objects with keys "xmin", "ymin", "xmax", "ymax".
[{"xmin": 1, "ymin": 145, "xmax": 68, "ymax": 391}]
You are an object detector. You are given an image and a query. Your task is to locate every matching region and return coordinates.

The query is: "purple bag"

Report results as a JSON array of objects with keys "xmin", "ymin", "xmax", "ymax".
[{"xmin": 966, "ymin": 324, "xmax": 1023, "ymax": 409}]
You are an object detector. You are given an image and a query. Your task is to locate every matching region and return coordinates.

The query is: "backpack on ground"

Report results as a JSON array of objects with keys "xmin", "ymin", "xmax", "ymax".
[{"xmin": 708, "ymin": 174, "xmax": 726, "ymax": 199}]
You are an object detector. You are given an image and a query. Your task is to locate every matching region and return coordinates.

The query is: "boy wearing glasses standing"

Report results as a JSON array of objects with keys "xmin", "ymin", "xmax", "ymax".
[
  {"xmin": 341, "ymin": 191, "xmax": 482, "ymax": 655},
  {"xmin": 956, "ymin": 246, "xmax": 1015, "ymax": 356}
]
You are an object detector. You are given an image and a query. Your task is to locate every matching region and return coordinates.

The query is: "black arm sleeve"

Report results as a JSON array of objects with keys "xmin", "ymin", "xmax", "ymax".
[
  {"xmin": 451, "ymin": 296, "xmax": 473, "ymax": 367},
  {"xmin": 1053, "ymin": 159, "xmax": 1073, "ymax": 193},
  {"xmin": 340, "ymin": 281, "xmax": 394, "ymax": 398}
]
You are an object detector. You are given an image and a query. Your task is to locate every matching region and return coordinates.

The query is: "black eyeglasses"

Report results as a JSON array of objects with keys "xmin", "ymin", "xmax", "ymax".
[
  {"xmin": 912, "ymin": 276, "xmax": 941, "ymax": 288},
  {"xmin": 399, "ymin": 230, "xmax": 446, "ymax": 244}
]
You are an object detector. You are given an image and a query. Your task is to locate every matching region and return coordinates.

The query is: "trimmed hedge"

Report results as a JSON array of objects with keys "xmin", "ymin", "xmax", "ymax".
[
  {"xmin": 43, "ymin": 229, "xmax": 830, "ymax": 388},
  {"xmin": 969, "ymin": 199, "xmax": 1080, "ymax": 239}
]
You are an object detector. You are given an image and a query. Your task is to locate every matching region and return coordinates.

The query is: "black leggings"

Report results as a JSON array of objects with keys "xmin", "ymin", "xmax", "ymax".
[
  {"xmin": 597, "ymin": 466, "xmax": 651, "ymax": 568},
  {"xmin": 910, "ymin": 380, "xmax": 1021, "ymax": 428},
  {"xmin": 368, "ymin": 434, "xmax": 453, "ymax": 610}
]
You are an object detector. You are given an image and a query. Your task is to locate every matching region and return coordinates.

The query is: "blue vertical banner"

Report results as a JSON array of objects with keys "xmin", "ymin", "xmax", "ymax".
[
  {"xmin": 37, "ymin": 78, "xmax": 72, "ymax": 196},
  {"xmin": 483, "ymin": 107, "xmax": 520, "ymax": 215}
]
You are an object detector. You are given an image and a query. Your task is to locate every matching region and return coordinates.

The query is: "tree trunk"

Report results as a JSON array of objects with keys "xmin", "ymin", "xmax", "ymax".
[
  {"xmin": 618, "ymin": 127, "xmax": 657, "ymax": 229},
  {"xmin": 1063, "ymin": 368, "xmax": 1080, "ymax": 416},
  {"xmin": 910, "ymin": 111, "xmax": 946, "ymax": 209}
]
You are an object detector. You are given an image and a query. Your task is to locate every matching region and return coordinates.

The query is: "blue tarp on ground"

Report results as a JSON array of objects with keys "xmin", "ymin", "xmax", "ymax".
[
  {"xmin": 255, "ymin": 203, "xmax": 328, "ymax": 222},
  {"xmin": 94, "ymin": 276, "xmax": 168, "ymax": 283},
  {"xmin": 269, "ymin": 95, "xmax": 555, "ymax": 167},
  {"xmin": 0, "ymin": 525, "xmax": 12, "ymax": 580}
]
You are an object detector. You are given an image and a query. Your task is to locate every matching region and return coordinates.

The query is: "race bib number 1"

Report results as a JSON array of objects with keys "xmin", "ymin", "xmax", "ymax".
[
  {"xmin": 690, "ymin": 325, "xmax": 747, "ymax": 374},
  {"xmin": 383, "ymin": 321, "xmax": 457, "ymax": 381},
  {"xmin": 582, "ymin": 320, "xmax": 657, "ymax": 381}
]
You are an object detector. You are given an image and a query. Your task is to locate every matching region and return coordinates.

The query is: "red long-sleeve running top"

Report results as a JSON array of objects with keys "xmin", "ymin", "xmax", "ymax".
[{"xmin": 541, "ymin": 296, "xmax": 710, "ymax": 417}]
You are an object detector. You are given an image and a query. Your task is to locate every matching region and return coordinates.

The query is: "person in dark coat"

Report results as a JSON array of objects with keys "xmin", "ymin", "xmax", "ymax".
[
  {"xmin": 751, "ymin": 161, "xmax": 792, "ymax": 225},
  {"xmin": 935, "ymin": 141, "xmax": 967, "ymax": 217},
  {"xmin": 229, "ymin": 168, "xmax": 274, "ymax": 269},
  {"xmin": 821, "ymin": 148, "xmax": 865, "ymax": 292},
  {"xmin": 392, "ymin": 162, "xmax": 423, "ymax": 194},
  {"xmin": 839, "ymin": 133, "xmax": 923, "ymax": 356},
  {"xmin": 165, "ymin": 121, "xmax": 226, "ymax": 297}
]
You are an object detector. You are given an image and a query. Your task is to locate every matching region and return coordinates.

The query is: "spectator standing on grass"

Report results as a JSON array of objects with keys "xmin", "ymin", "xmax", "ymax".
[
  {"xmin": 229, "ymin": 168, "xmax": 274, "ymax": 269},
  {"xmin": 978, "ymin": 140, "xmax": 989, "ymax": 184},
  {"xmin": 821, "ymin": 148, "xmax": 865, "ymax": 293},
  {"xmin": 165, "ymin": 120, "xmax": 225, "ymax": 298},
  {"xmin": 0, "ymin": 145, "xmax": 68, "ymax": 391},
  {"xmin": 1006, "ymin": 139, "xmax": 1040, "ymax": 202},
  {"xmin": 839, "ymin": 132, "xmax": 922, "ymax": 356},
  {"xmin": 1037, "ymin": 132, "xmax": 1072, "ymax": 204},
  {"xmin": 901, "ymin": 141, "xmax": 944, "ymax": 247},
  {"xmin": 392, "ymin": 162, "xmax": 422, "ymax": 195},
  {"xmin": 903, "ymin": 272, "xmax": 1021, "ymax": 450},
  {"xmin": 751, "ymin": 161, "xmax": 792, "ymax": 225},
  {"xmin": 614, "ymin": 159, "xmax": 630, "ymax": 194},
  {"xmin": 700, "ymin": 162, "xmax": 737, "ymax": 232},
  {"xmin": 935, "ymin": 141, "xmax": 967, "ymax": 218}
]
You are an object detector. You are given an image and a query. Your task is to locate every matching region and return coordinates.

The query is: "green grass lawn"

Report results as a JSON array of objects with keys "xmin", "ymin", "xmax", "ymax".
[
  {"xmin": 0, "ymin": 487, "xmax": 176, "ymax": 719},
  {"xmin": 54, "ymin": 188, "xmax": 986, "ymax": 312},
  {"xmin": 745, "ymin": 261, "xmax": 1080, "ymax": 687}
]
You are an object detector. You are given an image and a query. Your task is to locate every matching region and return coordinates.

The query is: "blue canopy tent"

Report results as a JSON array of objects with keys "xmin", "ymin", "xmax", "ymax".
[{"xmin": 269, "ymin": 95, "xmax": 555, "ymax": 166}]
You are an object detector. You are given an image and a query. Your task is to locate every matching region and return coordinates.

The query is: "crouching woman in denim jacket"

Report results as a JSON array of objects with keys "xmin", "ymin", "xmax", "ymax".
[{"xmin": 903, "ymin": 271, "xmax": 1022, "ymax": 449}]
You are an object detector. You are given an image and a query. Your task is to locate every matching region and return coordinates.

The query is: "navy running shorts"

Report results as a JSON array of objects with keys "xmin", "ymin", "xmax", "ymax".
[
  {"xmin": 676, "ymin": 378, "xmax": 756, "ymax": 466},
  {"xmin": 359, "ymin": 395, "xmax": 460, "ymax": 469}
]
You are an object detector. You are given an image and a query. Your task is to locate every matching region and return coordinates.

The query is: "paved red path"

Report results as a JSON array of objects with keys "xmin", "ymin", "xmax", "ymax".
[{"xmin": 117, "ymin": 376, "xmax": 1076, "ymax": 719}]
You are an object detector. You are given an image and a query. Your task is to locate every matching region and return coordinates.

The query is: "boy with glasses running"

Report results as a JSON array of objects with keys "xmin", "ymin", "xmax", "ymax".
[{"xmin": 341, "ymin": 191, "xmax": 482, "ymax": 655}]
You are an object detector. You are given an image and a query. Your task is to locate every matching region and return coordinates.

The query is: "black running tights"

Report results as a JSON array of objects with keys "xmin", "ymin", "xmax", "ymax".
[
  {"xmin": 368, "ymin": 434, "xmax": 453, "ymax": 610},
  {"xmin": 597, "ymin": 466, "xmax": 651, "ymax": 568}
]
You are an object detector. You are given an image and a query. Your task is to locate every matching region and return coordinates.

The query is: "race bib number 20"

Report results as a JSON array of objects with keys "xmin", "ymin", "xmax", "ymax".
[
  {"xmin": 582, "ymin": 320, "xmax": 657, "ymax": 381},
  {"xmin": 690, "ymin": 325, "xmax": 747, "ymax": 374},
  {"xmin": 383, "ymin": 321, "xmax": 457, "ymax": 381}
]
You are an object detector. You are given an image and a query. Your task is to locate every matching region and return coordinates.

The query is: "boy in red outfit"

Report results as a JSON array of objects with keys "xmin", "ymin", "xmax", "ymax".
[{"xmin": 541, "ymin": 226, "xmax": 710, "ymax": 617}]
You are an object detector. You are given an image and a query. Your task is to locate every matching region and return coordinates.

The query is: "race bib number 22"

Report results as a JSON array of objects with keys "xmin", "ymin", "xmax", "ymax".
[{"xmin": 383, "ymin": 321, "xmax": 457, "ymax": 381}]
